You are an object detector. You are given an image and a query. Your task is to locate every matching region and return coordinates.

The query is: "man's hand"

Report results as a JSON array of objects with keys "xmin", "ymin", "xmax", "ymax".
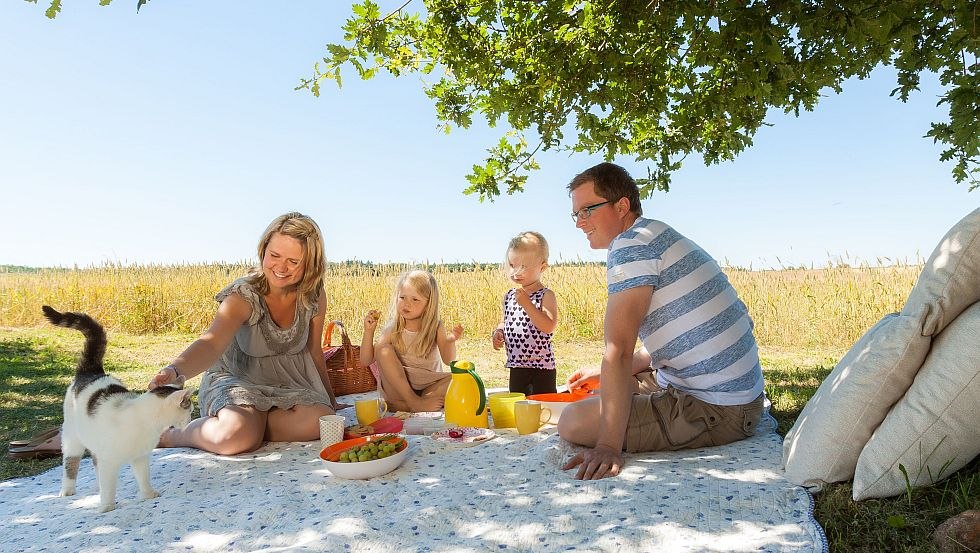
[
  {"xmin": 563, "ymin": 444, "xmax": 624, "ymax": 480},
  {"xmin": 566, "ymin": 366, "xmax": 600, "ymax": 393}
]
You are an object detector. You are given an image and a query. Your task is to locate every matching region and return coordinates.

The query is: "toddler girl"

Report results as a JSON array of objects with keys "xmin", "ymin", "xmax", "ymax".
[
  {"xmin": 361, "ymin": 269, "xmax": 464, "ymax": 412},
  {"xmin": 492, "ymin": 231, "xmax": 559, "ymax": 395}
]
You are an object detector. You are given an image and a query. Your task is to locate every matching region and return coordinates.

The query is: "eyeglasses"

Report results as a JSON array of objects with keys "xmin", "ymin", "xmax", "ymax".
[{"xmin": 571, "ymin": 201, "xmax": 610, "ymax": 222}]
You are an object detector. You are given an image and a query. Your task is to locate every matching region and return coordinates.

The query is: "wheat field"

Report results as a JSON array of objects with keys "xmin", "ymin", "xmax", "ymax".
[{"xmin": 0, "ymin": 262, "xmax": 921, "ymax": 350}]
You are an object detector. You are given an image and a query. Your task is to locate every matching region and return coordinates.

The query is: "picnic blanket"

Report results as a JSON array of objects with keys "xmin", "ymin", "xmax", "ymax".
[{"xmin": 0, "ymin": 395, "xmax": 827, "ymax": 552}]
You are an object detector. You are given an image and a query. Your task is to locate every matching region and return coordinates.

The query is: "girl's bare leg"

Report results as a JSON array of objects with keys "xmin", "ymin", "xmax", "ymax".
[
  {"xmin": 265, "ymin": 403, "xmax": 334, "ymax": 442},
  {"xmin": 376, "ymin": 344, "xmax": 434, "ymax": 412},
  {"xmin": 418, "ymin": 377, "xmax": 451, "ymax": 410},
  {"xmin": 160, "ymin": 405, "xmax": 267, "ymax": 456}
]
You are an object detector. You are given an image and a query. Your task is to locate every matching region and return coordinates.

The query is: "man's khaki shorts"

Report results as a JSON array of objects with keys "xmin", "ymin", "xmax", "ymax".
[{"xmin": 625, "ymin": 371, "xmax": 764, "ymax": 453}]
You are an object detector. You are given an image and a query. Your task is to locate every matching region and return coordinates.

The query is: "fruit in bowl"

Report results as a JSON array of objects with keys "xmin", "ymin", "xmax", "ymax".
[
  {"xmin": 526, "ymin": 391, "xmax": 593, "ymax": 425},
  {"xmin": 319, "ymin": 434, "xmax": 410, "ymax": 480}
]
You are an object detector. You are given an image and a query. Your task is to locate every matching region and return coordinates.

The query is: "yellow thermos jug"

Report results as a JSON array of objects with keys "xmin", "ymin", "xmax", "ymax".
[{"xmin": 444, "ymin": 360, "xmax": 488, "ymax": 428}]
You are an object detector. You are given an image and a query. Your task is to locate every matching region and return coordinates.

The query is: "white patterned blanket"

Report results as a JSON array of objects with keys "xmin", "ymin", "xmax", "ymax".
[{"xmin": 0, "ymin": 396, "xmax": 827, "ymax": 552}]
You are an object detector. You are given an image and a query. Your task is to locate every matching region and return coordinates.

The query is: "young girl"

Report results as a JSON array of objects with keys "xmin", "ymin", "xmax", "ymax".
[
  {"xmin": 361, "ymin": 270, "xmax": 464, "ymax": 412},
  {"xmin": 491, "ymin": 231, "xmax": 559, "ymax": 395}
]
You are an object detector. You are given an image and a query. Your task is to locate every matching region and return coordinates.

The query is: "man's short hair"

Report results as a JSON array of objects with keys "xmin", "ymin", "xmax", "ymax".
[{"xmin": 567, "ymin": 162, "xmax": 643, "ymax": 217}]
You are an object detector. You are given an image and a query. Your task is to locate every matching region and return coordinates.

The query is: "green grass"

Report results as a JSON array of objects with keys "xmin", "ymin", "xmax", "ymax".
[{"xmin": 1, "ymin": 327, "xmax": 977, "ymax": 551}]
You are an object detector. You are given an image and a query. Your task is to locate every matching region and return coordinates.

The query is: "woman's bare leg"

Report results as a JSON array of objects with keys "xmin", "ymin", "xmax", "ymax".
[
  {"xmin": 265, "ymin": 403, "xmax": 334, "ymax": 442},
  {"xmin": 160, "ymin": 405, "xmax": 267, "ymax": 455}
]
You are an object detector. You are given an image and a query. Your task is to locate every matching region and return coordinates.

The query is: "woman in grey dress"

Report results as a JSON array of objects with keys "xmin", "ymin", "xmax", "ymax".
[{"xmin": 148, "ymin": 212, "xmax": 344, "ymax": 455}]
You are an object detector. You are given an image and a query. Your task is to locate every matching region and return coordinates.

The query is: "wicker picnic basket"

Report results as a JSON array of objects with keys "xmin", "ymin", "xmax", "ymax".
[{"xmin": 320, "ymin": 320, "xmax": 377, "ymax": 396}]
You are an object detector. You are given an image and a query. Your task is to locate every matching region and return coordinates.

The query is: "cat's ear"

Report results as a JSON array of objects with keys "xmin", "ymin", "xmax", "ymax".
[{"xmin": 175, "ymin": 388, "xmax": 194, "ymax": 409}]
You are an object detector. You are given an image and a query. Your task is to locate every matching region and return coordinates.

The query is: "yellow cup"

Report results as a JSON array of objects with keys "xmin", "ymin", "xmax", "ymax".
[
  {"xmin": 514, "ymin": 400, "xmax": 552, "ymax": 435},
  {"xmin": 355, "ymin": 397, "xmax": 388, "ymax": 426},
  {"xmin": 488, "ymin": 392, "xmax": 525, "ymax": 429}
]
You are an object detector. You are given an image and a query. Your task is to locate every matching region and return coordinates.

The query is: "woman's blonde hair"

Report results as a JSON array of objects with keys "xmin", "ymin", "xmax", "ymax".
[
  {"xmin": 502, "ymin": 231, "xmax": 549, "ymax": 276},
  {"xmin": 248, "ymin": 212, "xmax": 326, "ymax": 309},
  {"xmin": 387, "ymin": 270, "xmax": 440, "ymax": 358}
]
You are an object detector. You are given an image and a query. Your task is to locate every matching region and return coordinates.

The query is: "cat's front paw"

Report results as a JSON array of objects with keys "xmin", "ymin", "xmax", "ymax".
[
  {"xmin": 99, "ymin": 502, "xmax": 117, "ymax": 513},
  {"xmin": 139, "ymin": 489, "xmax": 160, "ymax": 501},
  {"xmin": 59, "ymin": 485, "xmax": 76, "ymax": 497}
]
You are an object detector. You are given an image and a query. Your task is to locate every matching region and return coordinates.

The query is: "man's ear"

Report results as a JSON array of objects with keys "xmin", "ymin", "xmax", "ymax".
[{"xmin": 615, "ymin": 196, "xmax": 631, "ymax": 216}]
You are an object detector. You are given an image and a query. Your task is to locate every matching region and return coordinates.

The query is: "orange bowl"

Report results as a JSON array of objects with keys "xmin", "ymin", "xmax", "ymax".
[
  {"xmin": 320, "ymin": 434, "xmax": 407, "ymax": 462},
  {"xmin": 526, "ymin": 391, "xmax": 593, "ymax": 424},
  {"xmin": 526, "ymin": 392, "xmax": 591, "ymax": 403},
  {"xmin": 319, "ymin": 434, "xmax": 410, "ymax": 479}
]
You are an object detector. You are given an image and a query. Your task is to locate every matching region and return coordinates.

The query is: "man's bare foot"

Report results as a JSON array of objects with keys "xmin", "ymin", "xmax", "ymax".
[{"xmin": 157, "ymin": 427, "xmax": 177, "ymax": 448}]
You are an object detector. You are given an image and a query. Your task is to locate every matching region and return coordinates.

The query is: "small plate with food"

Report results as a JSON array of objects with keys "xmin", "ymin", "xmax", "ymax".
[{"xmin": 430, "ymin": 426, "xmax": 496, "ymax": 446}]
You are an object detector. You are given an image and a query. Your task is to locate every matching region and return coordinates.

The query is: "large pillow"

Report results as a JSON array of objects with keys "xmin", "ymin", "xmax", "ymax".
[
  {"xmin": 782, "ymin": 313, "xmax": 931, "ymax": 490},
  {"xmin": 852, "ymin": 301, "xmax": 980, "ymax": 500},
  {"xmin": 904, "ymin": 207, "xmax": 980, "ymax": 336}
]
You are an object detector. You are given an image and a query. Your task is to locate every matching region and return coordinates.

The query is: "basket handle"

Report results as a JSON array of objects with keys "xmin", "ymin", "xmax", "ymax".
[
  {"xmin": 322, "ymin": 320, "xmax": 356, "ymax": 356},
  {"xmin": 322, "ymin": 321, "xmax": 336, "ymax": 349}
]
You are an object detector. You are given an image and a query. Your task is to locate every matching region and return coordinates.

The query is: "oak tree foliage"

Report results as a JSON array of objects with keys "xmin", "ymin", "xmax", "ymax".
[{"xmin": 35, "ymin": 0, "xmax": 978, "ymax": 199}]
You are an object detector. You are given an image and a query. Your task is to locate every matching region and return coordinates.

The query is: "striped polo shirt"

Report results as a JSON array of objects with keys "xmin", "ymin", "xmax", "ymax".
[{"xmin": 607, "ymin": 217, "xmax": 764, "ymax": 405}]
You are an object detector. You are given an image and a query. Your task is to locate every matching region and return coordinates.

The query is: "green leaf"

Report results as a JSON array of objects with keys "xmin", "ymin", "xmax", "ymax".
[
  {"xmin": 886, "ymin": 515, "xmax": 906, "ymax": 529},
  {"xmin": 296, "ymin": 0, "xmax": 979, "ymax": 199}
]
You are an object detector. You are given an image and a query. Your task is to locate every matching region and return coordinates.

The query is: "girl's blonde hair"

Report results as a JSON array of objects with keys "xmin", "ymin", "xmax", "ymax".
[
  {"xmin": 387, "ymin": 270, "xmax": 441, "ymax": 358},
  {"xmin": 502, "ymin": 231, "xmax": 549, "ymax": 276},
  {"xmin": 248, "ymin": 212, "xmax": 326, "ymax": 309}
]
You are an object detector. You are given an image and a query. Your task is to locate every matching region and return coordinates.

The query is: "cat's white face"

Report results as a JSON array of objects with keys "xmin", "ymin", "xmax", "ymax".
[{"xmin": 156, "ymin": 386, "xmax": 194, "ymax": 428}]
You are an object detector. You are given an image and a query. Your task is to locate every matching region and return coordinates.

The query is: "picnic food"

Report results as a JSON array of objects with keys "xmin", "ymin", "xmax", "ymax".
[
  {"xmin": 319, "ymin": 434, "xmax": 412, "ymax": 480},
  {"xmin": 431, "ymin": 426, "xmax": 495, "ymax": 445},
  {"xmin": 345, "ymin": 424, "xmax": 374, "ymax": 438},
  {"xmin": 337, "ymin": 435, "xmax": 407, "ymax": 462},
  {"xmin": 344, "ymin": 416, "xmax": 405, "ymax": 439}
]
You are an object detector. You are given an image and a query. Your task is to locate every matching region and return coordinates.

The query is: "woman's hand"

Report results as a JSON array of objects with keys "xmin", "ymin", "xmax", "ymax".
[
  {"xmin": 363, "ymin": 309, "xmax": 382, "ymax": 333},
  {"xmin": 149, "ymin": 365, "xmax": 184, "ymax": 390},
  {"xmin": 447, "ymin": 324, "xmax": 464, "ymax": 342},
  {"xmin": 491, "ymin": 328, "xmax": 505, "ymax": 350},
  {"xmin": 567, "ymin": 367, "xmax": 600, "ymax": 393}
]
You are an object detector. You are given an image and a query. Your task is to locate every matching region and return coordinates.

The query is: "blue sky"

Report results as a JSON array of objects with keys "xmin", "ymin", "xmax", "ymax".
[{"xmin": 1, "ymin": 1, "xmax": 975, "ymax": 270}]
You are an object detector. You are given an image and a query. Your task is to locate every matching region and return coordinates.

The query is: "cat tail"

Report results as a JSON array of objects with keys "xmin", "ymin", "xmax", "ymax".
[{"xmin": 42, "ymin": 305, "xmax": 107, "ymax": 378}]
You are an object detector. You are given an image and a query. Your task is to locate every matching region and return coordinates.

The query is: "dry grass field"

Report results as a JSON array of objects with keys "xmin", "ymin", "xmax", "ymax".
[{"xmin": 0, "ymin": 261, "xmax": 921, "ymax": 349}]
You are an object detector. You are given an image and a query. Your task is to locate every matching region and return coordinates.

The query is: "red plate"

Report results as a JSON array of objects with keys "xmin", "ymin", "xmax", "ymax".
[{"xmin": 343, "ymin": 416, "xmax": 404, "ymax": 439}]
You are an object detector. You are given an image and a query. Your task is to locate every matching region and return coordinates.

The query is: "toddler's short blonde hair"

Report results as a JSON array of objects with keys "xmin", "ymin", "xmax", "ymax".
[{"xmin": 507, "ymin": 231, "xmax": 549, "ymax": 262}]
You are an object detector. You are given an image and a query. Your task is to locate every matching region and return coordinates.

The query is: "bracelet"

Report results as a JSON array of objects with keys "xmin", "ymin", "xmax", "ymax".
[{"xmin": 165, "ymin": 364, "xmax": 181, "ymax": 379}]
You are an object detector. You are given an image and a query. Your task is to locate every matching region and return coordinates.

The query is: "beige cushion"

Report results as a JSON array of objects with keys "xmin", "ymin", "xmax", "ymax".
[
  {"xmin": 782, "ymin": 313, "xmax": 931, "ymax": 490},
  {"xmin": 852, "ymin": 301, "xmax": 980, "ymax": 500},
  {"xmin": 904, "ymin": 208, "xmax": 980, "ymax": 335}
]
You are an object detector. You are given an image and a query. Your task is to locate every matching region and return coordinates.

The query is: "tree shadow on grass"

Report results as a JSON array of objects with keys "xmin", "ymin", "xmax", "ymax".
[
  {"xmin": 0, "ymin": 338, "xmax": 76, "ymax": 480},
  {"xmin": 762, "ymin": 362, "xmax": 834, "ymax": 437}
]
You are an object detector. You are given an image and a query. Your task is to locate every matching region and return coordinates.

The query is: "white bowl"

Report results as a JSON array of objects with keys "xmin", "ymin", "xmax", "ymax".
[
  {"xmin": 536, "ymin": 401, "xmax": 568, "ymax": 425},
  {"xmin": 319, "ymin": 435, "xmax": 411, "ymax": 480},
  {"xmin": 526, "ymin": 392, "xmax": 593, "ymax": 425}
]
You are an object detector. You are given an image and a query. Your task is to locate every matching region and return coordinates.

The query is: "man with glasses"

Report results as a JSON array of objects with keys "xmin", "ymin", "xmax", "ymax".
[{"xmin": 558, "ymin": 162, "xmax": 765, "ymax": 480}]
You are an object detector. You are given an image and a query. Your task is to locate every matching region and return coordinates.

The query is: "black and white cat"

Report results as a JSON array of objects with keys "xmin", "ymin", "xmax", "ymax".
[{"xmin": 43, "ymin": 306, "xmax": 193, "ymax": 513}]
